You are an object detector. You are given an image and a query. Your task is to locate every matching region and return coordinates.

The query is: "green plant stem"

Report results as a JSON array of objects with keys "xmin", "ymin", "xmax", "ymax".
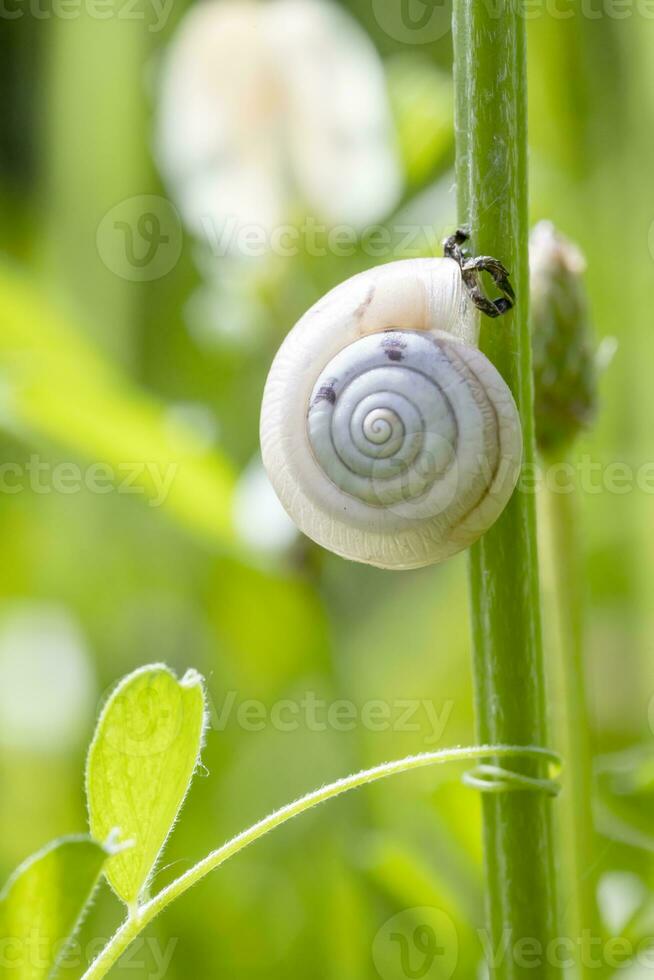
[
  {"xmin": 546, "ymin": 469, "xmax": 601, "ymax": 973},
  {"xmin": 81, "ymin": 744, "xmax": 558, "ymax": 980},
  {"xmin": 453, "ymin": 2, "xmax": 560, "ymax": 976}
]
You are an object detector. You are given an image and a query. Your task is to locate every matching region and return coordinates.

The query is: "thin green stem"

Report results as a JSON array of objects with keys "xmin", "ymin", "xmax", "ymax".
[
  {"xmin": 81, "ymin": 744, "xmax": 559, "ymax": 980},
  {"xmin": 453, "ymin": 2, "xmax": 560, "ymax": 976},
  {"xmin": 546, "ymin": 472, "xmax": 602, "ymax": 974}
]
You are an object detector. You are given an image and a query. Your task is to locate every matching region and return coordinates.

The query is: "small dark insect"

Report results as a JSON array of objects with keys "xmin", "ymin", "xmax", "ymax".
[
  {"xmin": 313, "ymin": 383, "xmax": 336, "ymax": 405},
  {"xmin": 381, "ymin": 334, "xmax": 407, "ymax": 362},
  {"xmin": 443, "ymin": 228, "xmax": 515, "ymax": 319}
]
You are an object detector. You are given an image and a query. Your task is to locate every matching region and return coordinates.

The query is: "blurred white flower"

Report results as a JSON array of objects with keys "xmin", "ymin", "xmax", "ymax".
[
  {"xmin": 233, "ymin": 454, "xmax": 298, "ymax": 556},
  {"xmin": 597, "ymin": 871, "xmax": 647, "ymax": 935},
  {"xmin": 0, "ymin": 602, "xmax": 96, "ymax": 753},
  {"xmin": 156, "ymin": 0, "xmax": 402, "ymax": 253},
  {"xmin": 185, "ymin": 250, "xmax": 269, "ymax": 347},
  {"xmin": 264, "ymin": 0, "xmax": 402, "ymax": 227},
  {"xmin": 163, "ymin": 401, "xmax": 221, "ymax": 452}
]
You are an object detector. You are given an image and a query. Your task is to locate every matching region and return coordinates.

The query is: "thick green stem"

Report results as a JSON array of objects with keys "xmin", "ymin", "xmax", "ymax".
[
  {"xmin": 453, "ymin": 2, "xmax": 560, "ymax": 976},
  {"xmin": 546, "ymin": 473, "xmax": 601, "ymax": 974}
]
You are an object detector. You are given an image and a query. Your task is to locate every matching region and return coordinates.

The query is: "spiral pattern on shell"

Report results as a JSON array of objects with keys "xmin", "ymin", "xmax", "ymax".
[
  {"xmin": 260, "ymin": 258, "xmax": 522, "ymax": 569},
  {"xmin": 309, "ymin": 331, "xmax": 461, "ymax": 510}
]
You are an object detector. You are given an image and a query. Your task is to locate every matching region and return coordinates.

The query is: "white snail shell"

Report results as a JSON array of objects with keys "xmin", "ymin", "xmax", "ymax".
[{"xmin": 260, "ymin": 258, "xmax": 522, "ymax": 570}]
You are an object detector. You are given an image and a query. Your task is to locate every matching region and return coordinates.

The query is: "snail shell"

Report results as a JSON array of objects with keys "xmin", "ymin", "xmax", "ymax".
[{"xmin": 260, "ymin": 258, "xmax": 522, "ymax": 569}]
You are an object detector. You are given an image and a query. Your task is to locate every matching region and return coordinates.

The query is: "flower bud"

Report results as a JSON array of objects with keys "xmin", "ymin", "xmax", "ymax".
[{"xmin": 530, "ymin": 221, "xmax": 597, "ymax": 454}]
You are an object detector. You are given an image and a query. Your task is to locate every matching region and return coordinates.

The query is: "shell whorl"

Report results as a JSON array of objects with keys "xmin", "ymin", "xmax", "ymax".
[
  {"xmin": 308, "ymin": 332, "xmax": 459, "ymax": 509},
  {"xmin": 260, "ymin": 258, "xmax": 522, "ymax": 569}
]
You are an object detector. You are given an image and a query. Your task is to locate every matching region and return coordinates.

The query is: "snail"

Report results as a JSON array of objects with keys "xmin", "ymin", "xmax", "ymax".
[{"xmin": 260, "ymin": 231, "xmax": 523, "ymax": 569}]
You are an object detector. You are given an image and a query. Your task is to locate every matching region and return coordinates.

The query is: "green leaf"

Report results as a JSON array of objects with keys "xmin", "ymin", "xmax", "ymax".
[
  {"xmin": 0, "ymin": 261, "xmax": 236, "ymax": 547},
  {"xmin": 85, "ymin": 664, "xmax": 206, "ymax": 907},
  {"xmin": 0, "ymin": 835, "xmax": 107, "ymax": 980},
  {"xmin": 595, "ymin": 747, "xmax": 654, "ymax": 853}
]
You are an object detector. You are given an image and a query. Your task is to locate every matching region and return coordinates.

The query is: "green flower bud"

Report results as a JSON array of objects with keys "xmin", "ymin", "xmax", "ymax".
[{"xmin": 530, "ymin": 221, "xmax": 598, "ymax": 454}]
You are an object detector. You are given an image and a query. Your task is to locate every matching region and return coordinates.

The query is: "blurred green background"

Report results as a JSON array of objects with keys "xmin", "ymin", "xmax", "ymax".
[{"xmin": 2, "ymin": 0, "xmax": 654, "ymax": 976}]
